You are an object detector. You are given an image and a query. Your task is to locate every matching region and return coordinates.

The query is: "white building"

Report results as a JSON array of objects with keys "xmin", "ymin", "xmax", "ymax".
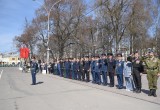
[{"xmin": 0, "ymin": 53, "xmax": 20, "ymax": 65}]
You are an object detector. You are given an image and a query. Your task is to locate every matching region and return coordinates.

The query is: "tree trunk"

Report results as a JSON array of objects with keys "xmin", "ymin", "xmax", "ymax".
[{"xmin": 58, "ymin": 44, "xmax": 64, "ymax": 59}]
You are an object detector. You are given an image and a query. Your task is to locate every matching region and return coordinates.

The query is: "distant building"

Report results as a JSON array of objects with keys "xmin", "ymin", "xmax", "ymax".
[{"xmin": 0, "ymin": 52, "xmax": 20, "ymax": 65}]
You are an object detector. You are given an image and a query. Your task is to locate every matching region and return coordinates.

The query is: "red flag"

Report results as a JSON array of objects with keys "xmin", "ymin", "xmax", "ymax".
[
  {"xmin": 20, "ymin": 47, "xmax": 29, "ymax": 59},
  {"xmin": 20, "ymin": 48, "xmax": 25, "ymax": 58},
  {"xmin": 24, "ymin": 48, "xmax": 29, "ymax": 59}
]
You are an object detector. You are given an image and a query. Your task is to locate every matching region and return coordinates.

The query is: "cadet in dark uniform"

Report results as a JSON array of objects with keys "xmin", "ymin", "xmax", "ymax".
[
  {"xmin": 64, "ymin": 59, "xmax": 71, "ymax": 78},
  {"xmin": 94, "ymin": 55, "xmax": 101, "ymax": 84},
  {"xmin": 132, "ymin": 51, "xmax": 144, "ymax": 93},
  {"xmin": 100, "ymin": 54, "xmax": 108, "ymax": 86},
  {"xmin": 73, "ymin": 58, "xmax": 78, "ymax": 80},
  {"xmin": 57, "ymin": 60, "xmax": 61, "ymax": 76},
  {"xmin": 107, "ymin": 53, "xmax": 116, "ymax": 87},
  {"xmin": 75, "ymin": 58, "xmax": 80, "ymax": 80},
  {"xmin": 144, "ymin": 50, "xmax": 160, "ymax": 97},
  {"xmin": 115, "ymin": 53, "xmax": 124, "ymax": 89},
  {"xmin": 70, "ymin": 58, "xmax": 74, "ymax": 79},
  {"xmin": 83, "ymin": 56, "xmax": 90, "ymax": 82},
  {"xmin": 77, "ymin": 58, "xmax": 81, "ymax": 80},
  {"xmin": 60, "ymin": 59, "xmax": 64, "ymax": 77},
  {"xmin": 80, "ymin": 58, "xmax": 84, "ymax": 81},
  {"xmin": 91, "ymin": 56, "xmax": 96, "ymax": 83},
  {"xmin": 30, "ymin": 56, "xmax": 38, "ymax": 85},
  {"xmin": 51, "ymin": 61, "xmax": 55, "ymax": 74}
]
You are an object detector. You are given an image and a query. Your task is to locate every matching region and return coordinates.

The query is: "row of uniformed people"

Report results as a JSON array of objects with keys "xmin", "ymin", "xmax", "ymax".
[
  {"xmin": 50, "ymin": 53, "xmax": 144, "ymax": 93},
  {"xmin": 50, "ymin": 53, "xmax": 128, "ymax": 88},
  {"xmin": 52, "ymin": 57, "xmax": 91, "ymax": 82},
  {"xmin": 32, "ymin": 50, "xmax": 160, "ymax": 97}
]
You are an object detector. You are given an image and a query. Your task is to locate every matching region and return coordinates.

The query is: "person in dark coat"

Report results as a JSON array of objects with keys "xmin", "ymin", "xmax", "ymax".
[
  {"xmin": 107, "ymin": 53, "xmax": 116, "ymax": 87},
  {"xmin": 91, "ymin": 56, "xmax": 96, "ymax": 83},
  {"xmin": 80, "ymin": 58, "xmax": 84, "ymax": 81},
  {"xmin": 51, "ymin": 61, "xmax": 55, "ymax": 74},
  {"xmin": 70, "ymin": 58, "xmax": 74, "ymax": 79},
  {"xmin": 60, "ymin": 59, "xmax": 64, "ymax": 77},
  {"xmin": 73, "ymin": 58, "xmax": 78, "ymax": 80},
  {"xmin": 83, "ymin": 56, "xmax": 90, "ymax": 82},
  {"xmin": 30, "ymin": 56, "xmax": 38, "ymax": 85},
  {"xmin": 115, "ymin": 53, "xmax": 124, "ymax": 89},
  {"xmin": 94, "ymin": 55, "xmax": 101, "ymax": 84},
  {"xmin": 64, "ymin": 59, "xmax": 71, "ymax": 78},
  {"xmin": 57, "ymin": 60, "xmax": 61, "ymax": 76},
  {"xmin": 132, "ymin": 51, "xmax": 144, "ymax": 93},
  {"xmin": 100, "ymin": 54, "xmax": 108, "ymax": 86},
  {"xmin": 77, "ymin": 58, "xmax": 81, "ymax": 80}
]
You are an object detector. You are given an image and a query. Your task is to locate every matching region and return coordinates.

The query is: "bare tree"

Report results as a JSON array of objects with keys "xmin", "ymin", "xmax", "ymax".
[{"xmin": 13, "ymin": 19, "xmax": 38, "ymax": 56}]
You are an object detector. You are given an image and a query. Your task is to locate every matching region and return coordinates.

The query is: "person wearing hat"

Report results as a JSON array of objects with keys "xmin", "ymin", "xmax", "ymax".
[
  {"xmin": 123, "ymin": 56, "xmax": 134, "ymax": 91},
  {"xmin": 70, "ymin": 58, "xmax": 75, "ymax": 79},
  {"xmin": 144, "ymin": 50, "xmax": 160, "ymax": 97},
  {"xmin": 132, "ymin": 51, "xmax": 144, "ymax": 93},
  {"xmin": 100, "ymin": 54, "xmax": 108, "ymax": 86},
  {"xmin": 30, "ymin": 56, "xmax": 38, "ymax": 85},
  {"xmin": 83, "ymin": 56, "xmax": 90, "ymax": 82},
  {"xmin": 80, "ymin": 58, "xmax": 85, "ymax": 81},
  {"xmin": 64, "ymin": 58, "xmax": 71, "ymax": 78},
  {"xmin": 77, "ymin": 58, "xmax": 82, "ymax": 80},
  {"xmin": 115, "ymin": 53, "xmax": 124, "ymax": 89},
  {"xmin": 91, "ymin": 56, "xmax": 96, "ymax": 83},
  {"xmin": 94, "ymin": 55, "xmax": 101, "ymax": 84},
  {"xmin": 107, "ymin": 53, "xmax": 116, "ymax": 87}
]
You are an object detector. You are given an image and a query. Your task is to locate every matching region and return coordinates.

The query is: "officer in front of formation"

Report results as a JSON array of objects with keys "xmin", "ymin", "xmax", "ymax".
[
  {"xmin": 30, "ymin": 56, "xmax": 38, "ymax": 85},
  {"xmin": 144, "ymin": 50, "xmax": 160, "ymax": 97}
]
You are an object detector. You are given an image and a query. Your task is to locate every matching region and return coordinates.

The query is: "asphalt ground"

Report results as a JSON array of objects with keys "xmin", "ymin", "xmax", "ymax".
[{"xmin": 0, "ymin": 67, "xmax": 160, "ymax": 110}]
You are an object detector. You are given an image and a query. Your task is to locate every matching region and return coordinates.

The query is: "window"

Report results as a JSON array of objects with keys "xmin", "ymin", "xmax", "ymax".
[{"xmin": 12, "ymin": 58, "xmax": 15, "ymax": 60}]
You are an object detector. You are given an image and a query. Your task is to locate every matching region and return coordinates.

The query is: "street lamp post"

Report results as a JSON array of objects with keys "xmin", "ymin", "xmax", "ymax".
[{"xmin": 33, "ymin": 0, "xmax": 61, "ymax": 65}]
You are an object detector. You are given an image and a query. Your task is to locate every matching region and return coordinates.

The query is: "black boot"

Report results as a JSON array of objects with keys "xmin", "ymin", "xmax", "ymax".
[
  {"xmin": 134, "ymin": 88, "xmax": 138, "ymax": 93},
  {"xmin": 137, "ymin": 88, "xmax": 141, "ymax": 93},
  {"xmin": 153, "ymin": 89, "xmax": 157, "ymax": 97},
  {"xmin": 148, "ymin": 89, "xmax": 153, "ymax": 96}
]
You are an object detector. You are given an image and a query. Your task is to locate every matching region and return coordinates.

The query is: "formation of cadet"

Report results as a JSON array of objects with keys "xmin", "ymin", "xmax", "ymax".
[{"xmin": 42, "ymin": 50, "xmax": 160, "ymax": 97}]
